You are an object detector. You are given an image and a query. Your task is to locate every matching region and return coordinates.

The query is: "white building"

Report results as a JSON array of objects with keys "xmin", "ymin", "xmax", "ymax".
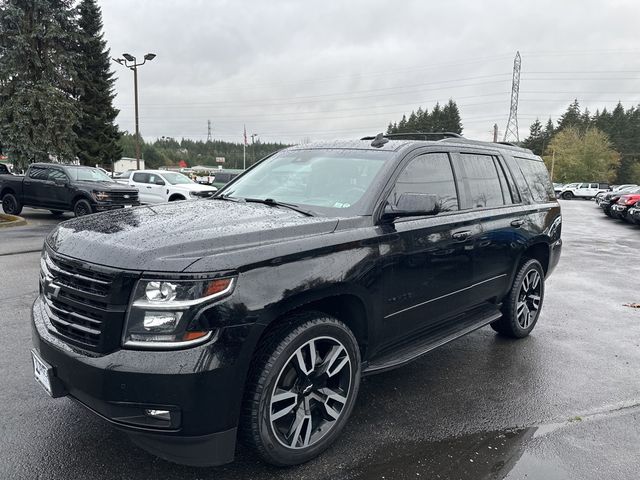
[{"xmin": 113, "ymin": 157, "xmax": 145, "ymax": 173}]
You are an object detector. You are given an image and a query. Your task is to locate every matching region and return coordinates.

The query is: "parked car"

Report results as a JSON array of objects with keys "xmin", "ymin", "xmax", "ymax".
[
  {"xmin": 0, "ymin": 163, "xmax": 139, "ymax": 217},
  {"xmin": 596, "ymin": 185, "xmax": 637, "ymax": 206},
  {"xmin": 553, "ymin": 183, "xmax": 564, "ymax": 197},
  {"xmin": 559, "ymin": 182, "xmax": 609, "ymax": 200},
  {"xmin": 0, "ymin": 163, "xmax": 13, "ymax": 175},
  {"xmin": 610, "ymin": 193, "xmax": 640, "ymax": 221},
  {"xmin": 123, "ymin": 169, "xmax": 217, "ymax": 203},
  {"xmin": 210, "ymin": 169, "xmax": 243, "ymax": 190},
  {"xmin": 628, "ymin": 201, "xmax": 640, "ymax": 225},
  {"xmin": 31, "ymin": 134, "xmax": 561, "ymax": 467},
  {"xmin": 600, "ymin": 187, "xmax": 640, "ymax": 216}
]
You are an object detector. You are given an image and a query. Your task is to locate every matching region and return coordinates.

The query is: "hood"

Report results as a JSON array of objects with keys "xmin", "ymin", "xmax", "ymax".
[
  {"xmin": 75, "ymin": 180, "xmax": 137, "ymax": 192},
  {"xmin": 46, "ymin": 200, "xmax": 338, "ymax": 272}
]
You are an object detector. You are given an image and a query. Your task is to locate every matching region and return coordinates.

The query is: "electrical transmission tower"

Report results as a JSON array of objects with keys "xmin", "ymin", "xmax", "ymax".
[
  {"xmin": 504, "ymin": 51, "xmax": 521, "ymax": 143},
  {"xmin": 207, "ymin": 120, "xmax": 212, "ymax": 142}
]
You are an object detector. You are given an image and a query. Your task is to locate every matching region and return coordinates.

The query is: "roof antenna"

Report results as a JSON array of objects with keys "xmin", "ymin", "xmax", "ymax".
[{"xmin": 370, "ymin": 133, "xmax": 389, "ymax": 148}]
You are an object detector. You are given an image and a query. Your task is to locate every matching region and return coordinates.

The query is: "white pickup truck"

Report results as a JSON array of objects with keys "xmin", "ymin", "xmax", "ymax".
[
  {"xmin": 118, "ymin": 169, "xmax": 217, "ymax": 204},
  {"xmin": 558, "ymin": 182, "xmax": 609, "ymax": 200}
]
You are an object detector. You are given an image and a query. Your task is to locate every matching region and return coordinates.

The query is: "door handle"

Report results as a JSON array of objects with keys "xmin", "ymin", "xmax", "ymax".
[
  {"xmin": 146, "ymin": 186, "xmax": 152, "ymax": 189},
  {"xmin": 452, "ymin": 230, "xmax": 471, "ymax": 241},
  {"xmin": 510, "ymin": 219, "xmax": 525, "ymax": 228}
]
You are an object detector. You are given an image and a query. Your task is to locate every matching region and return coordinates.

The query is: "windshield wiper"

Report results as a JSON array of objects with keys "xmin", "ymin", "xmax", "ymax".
[
  {"xmin": 243, "ymin": 198, "xmax": 315, "ymax": 217},
  {"xmin": 211, "ymin": 194, "xmax": 315, "ymax": 216}
]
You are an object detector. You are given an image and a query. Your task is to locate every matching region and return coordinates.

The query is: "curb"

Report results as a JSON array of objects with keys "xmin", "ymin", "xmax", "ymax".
[{"xmin": 0, "ymin": 213, "xmax": 27, "ymax": 228}]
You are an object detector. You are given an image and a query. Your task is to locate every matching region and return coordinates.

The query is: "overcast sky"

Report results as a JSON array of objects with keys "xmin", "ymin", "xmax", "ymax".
[{"xmin": 100, "ymin": 0, "xmax": 640, "ymax": 145}]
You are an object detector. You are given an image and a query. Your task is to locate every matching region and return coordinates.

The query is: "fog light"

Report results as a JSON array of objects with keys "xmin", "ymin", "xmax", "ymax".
[{"xmin": 144, "ymin": 409, "xmax": 171, "ymax": 421}]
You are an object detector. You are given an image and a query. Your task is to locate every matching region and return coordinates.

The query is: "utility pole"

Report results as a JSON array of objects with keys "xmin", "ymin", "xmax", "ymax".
[
  {"xmin": 243, "ymin": 125, "xmax": 247, "ymax": 170},
  {"xmin": 493, "ymin": 124, "xmax": 498, "ymax": 142},
  {"xmin": 113, "ymin": 53, "xmax": 157, "ymax": 170},
  {"xmin": 504, "ymin": 51, "xmax": 521, "ymax": 143},
  {"xmin": 207, "ymin": 120, "xmax": 212, "ymax": 142},
  {"xmin": 550, "ymin": 149, "xmax": 556, "ymax": 181}
]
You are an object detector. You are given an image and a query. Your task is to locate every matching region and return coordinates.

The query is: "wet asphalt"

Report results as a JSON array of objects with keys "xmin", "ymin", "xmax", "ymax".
[{"xmin": 0, "ymin": 201, "xmax": 639, "ymax": 479}]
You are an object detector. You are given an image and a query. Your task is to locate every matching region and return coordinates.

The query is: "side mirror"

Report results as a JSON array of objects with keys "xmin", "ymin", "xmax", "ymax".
[
  {"xmin": 381, "ymin": 193, "xmax": 439, "ymax": 222},
  {"xmin": 54, "ymin": 177, "xmax": 67, "ymax": 186},
  {"xmin": 154, "ymin": 179, "xmax": 165, "ymax": 186}
]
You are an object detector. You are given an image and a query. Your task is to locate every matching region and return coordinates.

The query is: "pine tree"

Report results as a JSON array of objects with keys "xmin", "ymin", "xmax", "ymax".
[
  {"xmin": 0, "ymin": 0, "xmax": 79, "ymax": 168},
  {"xmin": 397, "ymin": 114, "xmax": 408, "ymax": 132},
  {"xmin": 557, "ymin": 99, "xmax": 582, "ymax": 131},
  {"xmin": 522, "ymin": 118, "xmax": 544, "ymax": 155},
  {"xmin": 431, "ymin": 102, "xmax": 442, "ymax": 131},
  {"xmin": 74, "ymin": 0, "xmax": 121, "ymax": 167},
  {"xmin": 441, "ymin": 99, "xmax": 462, "ymax": 134}
]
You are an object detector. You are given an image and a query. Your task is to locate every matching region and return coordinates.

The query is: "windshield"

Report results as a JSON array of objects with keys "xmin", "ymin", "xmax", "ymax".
[
  {"xmin": 221, "ymin": 149, "xmax": 391, "ymax": 213},
  {"xmin": 66, "ymin": 167, "xmax": 113, "ymax": 182},
  {"xmin": 162, "ymin": 172, "xmax": 194, "ymax": 185}
]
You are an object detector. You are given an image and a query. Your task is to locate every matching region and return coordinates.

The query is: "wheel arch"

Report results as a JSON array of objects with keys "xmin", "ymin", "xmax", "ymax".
[
  {"xmin": 0, "ymin": 186, "xmax": 16, "ymax": 199},
  {"xmin": 169, "ymin": 193, "xmax": 186, "ymax": 201},
  {"xmin": 256, "ymin": 286, "xmax": 372, "ymax": 361},
  {"xmin": 518, "ymin": 240, "xmax": 551, "ymax": 276}
]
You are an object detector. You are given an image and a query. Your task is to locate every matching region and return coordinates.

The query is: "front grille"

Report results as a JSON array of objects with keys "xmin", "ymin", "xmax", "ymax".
[
  {"xmin": 109, "ymin": 190, "xmax": 139, "ymax": 204},
  {"xmin": 40, "ymin": 249, "xmax": 138, "ymax": 353}
]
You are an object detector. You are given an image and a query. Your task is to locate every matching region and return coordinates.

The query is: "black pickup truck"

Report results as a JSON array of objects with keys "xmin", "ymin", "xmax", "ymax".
[{"xmin": 0, "ymin": 163, "xmax": 139, "ymax": 217}]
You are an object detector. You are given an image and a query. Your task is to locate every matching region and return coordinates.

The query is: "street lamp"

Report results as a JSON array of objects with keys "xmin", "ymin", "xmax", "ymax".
[{"xmin": 113, "ymin": 52, "xmax": 156, "ymax": 170}]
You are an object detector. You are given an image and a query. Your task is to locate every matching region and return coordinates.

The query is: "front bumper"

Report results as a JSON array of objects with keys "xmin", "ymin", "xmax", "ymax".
[
  {"xmin": 94, "ymin": 202, "xmax": 140, "ymax": 212},
  {"xmin": 31, "ymin": 296, "xmax": 255, "ymax": 466}
]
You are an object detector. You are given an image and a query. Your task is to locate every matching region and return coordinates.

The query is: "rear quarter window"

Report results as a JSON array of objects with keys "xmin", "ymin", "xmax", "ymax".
[{"xmin": 514, "ymin": 157, "xmax": 555, "ymax": 202}]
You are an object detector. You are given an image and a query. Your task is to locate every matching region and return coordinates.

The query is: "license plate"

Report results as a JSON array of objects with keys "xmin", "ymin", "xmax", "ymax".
[{"xmin": 31, "ymin": 350, "xmax": 53, "ymax": 396}]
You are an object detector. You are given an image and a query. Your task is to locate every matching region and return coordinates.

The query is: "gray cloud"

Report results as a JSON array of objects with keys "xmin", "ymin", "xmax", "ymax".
[{"xmin": 101, "ymin": 0, "xmax": 640, "ymax": 144}]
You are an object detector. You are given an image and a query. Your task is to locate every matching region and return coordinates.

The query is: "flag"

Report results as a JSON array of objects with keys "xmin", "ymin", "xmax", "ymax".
[{"xmin": 243, "ymin": 125, "xmax": 248, "ymax": 146}]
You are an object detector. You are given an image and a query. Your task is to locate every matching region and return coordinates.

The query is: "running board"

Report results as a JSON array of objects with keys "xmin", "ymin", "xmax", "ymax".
[{"xmin": 363, "ymin": 305, "xmax": 502, "ymax": 375}]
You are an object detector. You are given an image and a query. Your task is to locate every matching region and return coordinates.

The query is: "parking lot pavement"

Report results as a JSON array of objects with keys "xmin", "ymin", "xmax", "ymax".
[
  {"xmin": 0, "ymin": 207, "xmax": 69, "ymax": 255},
  {"xmin": 0, "ymin": 199, "xmax": 638, "ymax": 479}
]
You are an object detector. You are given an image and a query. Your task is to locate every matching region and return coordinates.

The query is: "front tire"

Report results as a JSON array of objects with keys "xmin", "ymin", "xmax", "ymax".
[
  {"xmin": 491, "ymin": 259, "xmax": 545, "ymax": 338},
  {"xmin": 241, "ymin": 311, "xmax": 361, "ymax": 466},
  {"xmin": 73, "ymin": 199, "xmax": 93, "ymax": 217},
  {"xmin": 562, "ymin": 191, "xmax": 573, "ymax": 200},
  {"xmin": 2, "ymin": 193, "xmax": 23, "ymax": 215}
]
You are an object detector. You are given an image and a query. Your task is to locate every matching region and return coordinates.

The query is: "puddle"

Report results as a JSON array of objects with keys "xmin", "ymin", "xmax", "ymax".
[{"xmin": 340, "ymin": 425, "xmax": 574, "ymax": 480}]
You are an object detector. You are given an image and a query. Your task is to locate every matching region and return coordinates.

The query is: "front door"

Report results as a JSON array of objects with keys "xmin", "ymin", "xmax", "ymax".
[
  {"xmin": 379, "ymin": 152, "xmax": 481, "ymax": 345},
  {"xmin": 47, "ymin": 168, "xmax": 71, "ymax": 210}
]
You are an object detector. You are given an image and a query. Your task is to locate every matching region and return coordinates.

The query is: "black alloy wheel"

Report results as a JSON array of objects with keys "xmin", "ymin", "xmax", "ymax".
[
  {"xmin": 241, "ymin": 312, "xmax": 361, "ymax": 466},
  {"xmin": 2, "ymin": 193, "xmax": 22, "ymax": 215},
  {"xmin": 73, "ymin": 199, "xmax": 93, "ymax": 217}
]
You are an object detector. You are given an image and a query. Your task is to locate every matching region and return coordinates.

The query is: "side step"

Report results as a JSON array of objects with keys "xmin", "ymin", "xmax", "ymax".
[{"xmin": 363, "ymin": 304, "xmax": 502, "ymax": 375}]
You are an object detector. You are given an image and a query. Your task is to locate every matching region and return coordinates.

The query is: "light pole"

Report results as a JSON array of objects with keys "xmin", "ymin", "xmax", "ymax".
[{"xmin": 113, "ymin": 53, "xmax": 156, "ymax": 170}]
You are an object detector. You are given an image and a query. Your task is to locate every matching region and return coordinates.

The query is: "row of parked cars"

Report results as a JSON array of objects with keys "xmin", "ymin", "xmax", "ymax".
[
  {"xmin": 595, "ymin": 185, "xmax": 640, "ymax": 225},
  {"xmin": 0, "ymin": 163, "xmax": 237, "ymax": 217}
]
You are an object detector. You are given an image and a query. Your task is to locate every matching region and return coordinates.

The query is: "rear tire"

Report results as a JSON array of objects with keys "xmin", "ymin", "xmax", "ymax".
[
  {"xmin": 73, "ymin": 199, "xmax": 93, "ymax": 217},
  {"xmin": 562, "ymin": 191, "xmax": 573, "ymax": 200},
  {"xmin": 240, "ymin": 311, "xmax": 361, "ymax": 466},
  {"xmin": 1, "ymin": 193, "xmax": 22, "ymax": 215},
  {"xmin": 491, "ymin": 259, "xmax": 545, "ymax": 338}
]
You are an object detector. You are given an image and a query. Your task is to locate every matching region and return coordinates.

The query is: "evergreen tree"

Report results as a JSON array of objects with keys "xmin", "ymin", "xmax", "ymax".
[
  {"xmin": 406, "ymin": 111, "xmax": 417, "ymax": 131},
  {"xmin": 0, "ymin": 0, "xmax": 79, "ymax": 168},
  {"xmin": 441, "ymin": 99, "xmax": 462, "ymax": 134},
  {"xmin": 522, "ymin": 118, "xmax": 544, "ymax": 155},
  {"xmin": 74, "ymin": 0, "xmax": 121, "ymax": 167},
  {"xmin": 386, "ymin": 122, "xmax": 394, "ymax": 134},
  {"xmin": 557, "ymin": 99, "xmax": 582, "ymax": 131},
  {"xmin": 397, "ymin": 114, "xmax": 407, "ymax": 132},
  {"xmin": 430, "ymin": 102, "xmax": 442, "ymax": 131}
]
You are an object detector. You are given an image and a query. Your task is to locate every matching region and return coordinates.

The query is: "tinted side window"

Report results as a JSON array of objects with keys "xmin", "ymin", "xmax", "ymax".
[
  {"xmin": 493, "ymin": 157, "xmax": 514, "ymax": 205},
  {"xmin": 456, "ymin": 153, "xmax": 505, "ymax": 208},
  {"xmin": 391, "ymin": 152, "xmax": 459, "ymax": 212},
  {"xmin": 48, "ymin": 169, "xmax": 67, "ymax": 182},
  {"xmin": 514, "ymin": 157, "xmax": 555, "ymax": 202},
  {"xmin": 29, "ymin": 167, "xmax": 49, "ymax": 180},
  {"xmin": 132, "ymin": 172, "xmax": 149, "ymax": 183}
]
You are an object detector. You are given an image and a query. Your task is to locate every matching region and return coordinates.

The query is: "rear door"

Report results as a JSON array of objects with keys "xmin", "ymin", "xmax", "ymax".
[
  {"xmin": 380, "ymin": 151, "xmax": 482, "ymax": 345},
  {"xmin": 131, "ymin": 172, "xmax": 152, "ymax": 203},
  {"xmin": 23, "ymin": 166, "xmax": 51, "ymax": 206},
  {"xmin": 453, "ymin": 151, "xmax": 524, "ymax": 302}
]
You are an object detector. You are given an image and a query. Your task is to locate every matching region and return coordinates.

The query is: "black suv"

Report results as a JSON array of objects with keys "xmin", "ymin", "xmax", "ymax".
[
  {"xmin": 1, "ymin": 163, "xmax": 139, "ymax": 217},
  {"xmin": 31, "ymin": 134, "xmax": 562, "ymax": 467}
]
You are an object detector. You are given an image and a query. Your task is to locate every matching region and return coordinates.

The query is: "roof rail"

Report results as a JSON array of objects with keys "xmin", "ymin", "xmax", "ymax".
[{"xmin": 360, "ymin": 131, "xmax": 462, "ymax": 141}]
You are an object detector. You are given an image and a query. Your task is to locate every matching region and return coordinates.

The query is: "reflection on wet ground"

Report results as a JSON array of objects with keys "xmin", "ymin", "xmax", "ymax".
[{"xmin": 343, "ymin": 427, "xmax": 535, "ymax": 479}]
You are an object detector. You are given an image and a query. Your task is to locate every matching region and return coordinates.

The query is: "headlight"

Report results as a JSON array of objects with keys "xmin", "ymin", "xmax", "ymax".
[
  {"xmin": 122, "ymin": 277, "xmax": 235, "ymax": 349},
  {"xmin": 93, "ymin": 191, "xmax": 110, "ymax": 201}
]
